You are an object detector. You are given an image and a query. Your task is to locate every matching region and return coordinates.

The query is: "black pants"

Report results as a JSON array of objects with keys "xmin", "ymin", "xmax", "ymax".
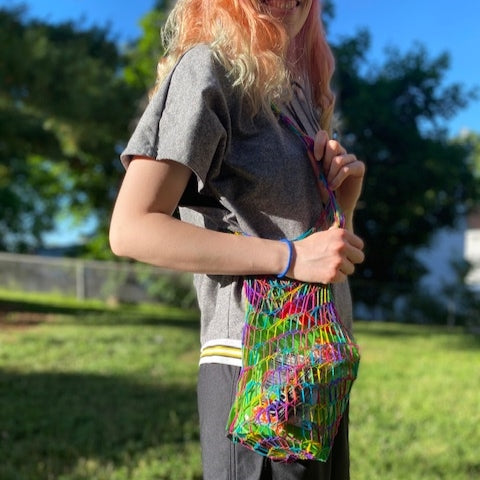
[{"xmin": 197, "ymin": 364, "xmax": 350, "ymax": 480}]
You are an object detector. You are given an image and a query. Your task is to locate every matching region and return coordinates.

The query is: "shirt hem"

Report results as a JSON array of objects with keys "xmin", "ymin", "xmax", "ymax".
[{"xmin": 199, "ymin": 338, "xmax": 242, "ymax": 367}]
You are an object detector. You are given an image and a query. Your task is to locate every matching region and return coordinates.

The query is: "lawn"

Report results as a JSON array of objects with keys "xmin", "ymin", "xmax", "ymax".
[
  {"xmin": 0, "ymin": 294, "xmax": 479, "ymax": 480},
  {"xmin": 350, "ymin": 322, "xmax": 480, "ymax": 480}
]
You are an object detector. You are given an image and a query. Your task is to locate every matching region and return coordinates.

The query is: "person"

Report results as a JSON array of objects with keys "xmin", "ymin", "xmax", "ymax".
[{"xmin": 110, "ymin": 0, "xmax": 365, "ymax": 478}]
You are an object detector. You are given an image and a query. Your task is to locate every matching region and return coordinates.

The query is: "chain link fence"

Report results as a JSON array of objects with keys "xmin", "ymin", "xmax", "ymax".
[
  {"xmin": 0, "ymin": 250, "xmax": 478, "ymax": 324},
  {"xmin": 0, "ymin": 252, "xmax": 196, "ymax": 307}
]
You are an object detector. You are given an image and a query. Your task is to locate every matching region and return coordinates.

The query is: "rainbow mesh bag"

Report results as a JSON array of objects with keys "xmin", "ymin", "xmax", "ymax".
[{"xmin": 226, "ymin": 108, "xmax": 361, "ymax": 462}]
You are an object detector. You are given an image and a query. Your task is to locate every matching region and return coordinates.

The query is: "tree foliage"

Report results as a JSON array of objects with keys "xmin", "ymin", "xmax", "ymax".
[
  {"xmin": 123, "ymin": 0, "xmax": 170, "ymax": 92},
  {"xmin": 0, "ymin": 2, "xmax": 478, "ymax": 310},
  {"xmin": 0, "ymin": 6, "xmax": 141, "ymax": 254},
  {"xmin": 331, "ymin": 32, "xmax": 479, "ymax": 306},
  {"xmin": 458, "ymin": 131, "xmax": 480, "ymax": 178}
]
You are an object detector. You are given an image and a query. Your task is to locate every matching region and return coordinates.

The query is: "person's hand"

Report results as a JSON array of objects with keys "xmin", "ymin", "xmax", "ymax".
[
  {"xmin": 312, "ymin": 130, "xmax": 365, "ymax": 215},
  {"xmin": 288, "ymin": 227, "xmax": 365, "ymax": 284}
]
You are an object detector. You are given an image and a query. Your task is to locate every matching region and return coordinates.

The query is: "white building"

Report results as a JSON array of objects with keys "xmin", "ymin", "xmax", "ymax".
[
  {"xmin": 417, "ymin": 210, "xmax": 480, "ymax": 294},
  {"xmin": 464, "ymin": 211, "xmax": 480, "ymax": 293}
]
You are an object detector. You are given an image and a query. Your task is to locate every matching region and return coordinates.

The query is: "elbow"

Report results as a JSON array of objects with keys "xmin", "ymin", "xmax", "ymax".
[{"xmin": 109, "ymin": 220, "xmax": 131, "ymax": 258}]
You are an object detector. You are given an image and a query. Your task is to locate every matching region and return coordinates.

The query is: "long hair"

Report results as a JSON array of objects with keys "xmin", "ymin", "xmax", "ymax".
[{"xmin": 155, "ymin": 0, "xmax": 335, "ymax": 131}]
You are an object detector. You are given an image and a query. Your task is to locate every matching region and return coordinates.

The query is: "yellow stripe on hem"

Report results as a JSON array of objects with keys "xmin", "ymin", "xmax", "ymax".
[{"xmin": 200, "ymin": 345, "xmax": 242, "ymax": 360}]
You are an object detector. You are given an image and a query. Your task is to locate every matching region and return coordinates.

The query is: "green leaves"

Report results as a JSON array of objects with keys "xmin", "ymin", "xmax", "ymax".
[
  {"xmin": 0, "ymin": 7, "xmax": 140, "ymax": 252},
  {"xmin": 333, "ymin": 37, "xmax": 479, "ymax": 306},
  {"xmin": 124, "ymin": 8, "xmax": 168, "ymax": 91},
  {"xmin": 0, "ymin": 2, "xmax": 478, "ymax": 309}
]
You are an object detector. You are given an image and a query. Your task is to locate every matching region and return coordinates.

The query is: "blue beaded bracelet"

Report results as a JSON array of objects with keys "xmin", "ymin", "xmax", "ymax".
[{"xmin": 277, "ymin": 239, "xmax": 293, "ymax": 279}]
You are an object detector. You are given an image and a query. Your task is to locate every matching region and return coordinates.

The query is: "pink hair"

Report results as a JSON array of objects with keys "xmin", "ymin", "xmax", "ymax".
[
  {"xmin": 291, "ymin": 0, "xmax": 336, "ymax": 131},
  {"xmin": 156, "ymin": 0, "xmax": 335, "ymax": 131}
]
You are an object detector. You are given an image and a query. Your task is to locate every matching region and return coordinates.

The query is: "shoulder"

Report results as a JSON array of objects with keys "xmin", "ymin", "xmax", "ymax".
[
  {"xmin": 180, "ymin": 43, "xmax": 217, "ymax": 67},
  {"xmin": 161, "ymin": 44, "xmax": 238, "ymax": 120},
  {"xmin": 171, "ymin": 44, "xmax": 229, "ymax": 89}
]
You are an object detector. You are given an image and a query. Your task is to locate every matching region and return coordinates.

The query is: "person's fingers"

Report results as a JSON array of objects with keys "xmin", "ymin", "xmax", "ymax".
[
  {"xmin": 313, "ymin": 130, "xmax": 328, "ymax": 161},
  {"xmin": 347, "ymin": 244, "xmax": 365, "ymax": 265},
  {"xmin": 327, "ymin": 154, "xmax": 363, "ymax": 187},
  {"xmin": 329, "ymin": 226, "xmax": 364, "ymax": 252},
  {"xmin": 322, "ymin": 139, "xmax": 346, "ymax": 176},
  {"xmin": 347, "ymin": 230, "xmax": 365, "ymax": 252}
]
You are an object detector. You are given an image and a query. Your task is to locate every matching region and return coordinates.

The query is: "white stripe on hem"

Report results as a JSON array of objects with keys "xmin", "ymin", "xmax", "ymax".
[
  {"xmin": 199, "ymin": 355, "xmax": 242, "ymax": 367},
  {"xmin": 200, "ymin": 338, "xmax": 242, "ymax": 351}
]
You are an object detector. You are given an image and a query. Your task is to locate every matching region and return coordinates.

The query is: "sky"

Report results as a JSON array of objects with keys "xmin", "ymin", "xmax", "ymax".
[
  {"xmin": 4, "ymin": 0, "xmax": 479, "ymax": 135},
  {"xmin": 2, "ymin": 0, "xmax": 480, "ymax": 245}
]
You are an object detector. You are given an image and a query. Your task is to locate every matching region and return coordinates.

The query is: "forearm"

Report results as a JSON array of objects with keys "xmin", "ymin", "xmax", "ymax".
[
  {"xmin": 110, "ymin": 212, "xmax": 288, "ymax": 276},
  {"xmin": 344, "ymin": 210, "xmax": 355, "ymax": 233}
]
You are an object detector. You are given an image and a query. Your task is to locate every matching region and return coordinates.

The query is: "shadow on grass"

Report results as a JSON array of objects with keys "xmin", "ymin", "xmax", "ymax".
[
  {"xmin": 0, "ymin": 299, "xmax": 108, "ymax": 316},
  {"xmin": 0, "ymin": 299, "xmax": 200, "ymax": 329},
  {"xmin": 0, "ymin": 371, "xmax": 199, "ymax": 479}
]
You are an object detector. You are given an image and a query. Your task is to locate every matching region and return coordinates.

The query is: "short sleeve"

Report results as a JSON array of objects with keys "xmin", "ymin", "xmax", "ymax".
[{"xmin": 120, "ymin": 45, "xmax": 230, "ymax": 192}]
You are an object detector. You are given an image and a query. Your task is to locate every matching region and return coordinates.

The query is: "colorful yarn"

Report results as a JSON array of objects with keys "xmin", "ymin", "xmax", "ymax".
[
  {"xmin": 271, "ymin": 103, "xmax": 345, "ymax": 230},
  {"xmin": 227, "ymin": 277, "xmax": 360, "ymax": 462},
  {"xmin": 226, "ymin": 107, "xmax": 360, "ymax": 462}
]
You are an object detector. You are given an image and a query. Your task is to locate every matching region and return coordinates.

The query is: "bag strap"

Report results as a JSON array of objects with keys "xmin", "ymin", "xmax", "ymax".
[{"xmin": 272, "ymin": 104, "xmax": 345, "ymax": 230}]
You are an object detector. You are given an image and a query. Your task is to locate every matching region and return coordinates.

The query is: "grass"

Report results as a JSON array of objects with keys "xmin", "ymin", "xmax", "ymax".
[
  {"xmin": 0, "ymin": 292, "xmax": 479, "ymax": 479},
  {"xmin": 0, "ymin": 294, "xmax": 202, "ymax": 480},
  {"xmin": 350, "ymin": 322, "xmax": 480, "ymax": 480}
]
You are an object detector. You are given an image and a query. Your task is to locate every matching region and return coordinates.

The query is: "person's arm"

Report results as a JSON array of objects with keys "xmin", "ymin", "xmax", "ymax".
[
  {"xmin": 109, "ymin": 157, "xmax": 365, "ymax": 284},
  {"xmin": 110, "ymin": 157, "xmax": 289, "ymax": 276}
]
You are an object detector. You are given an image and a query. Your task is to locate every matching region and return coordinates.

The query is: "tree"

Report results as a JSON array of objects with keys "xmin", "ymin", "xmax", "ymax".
[
  {"xmin": 2, "ymin": 0, "xmax": 478, "ymax": 316},
  {"xmin": 0, "ymin": 6, "xmax": 141, "ymax": 254},
  {"xmin": 123, "ymin": 0, "xmax": 170, "ymax": 92},
  {"xmin": 331, "ymin": 31, "xmax": 479, "ymax": 308},
  {"xmin": 458, "ymin": 131, "xmax": 480, "ymax": 179}
]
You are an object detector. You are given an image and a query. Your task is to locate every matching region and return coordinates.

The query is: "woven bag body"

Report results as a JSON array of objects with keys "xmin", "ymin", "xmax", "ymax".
[{"xmin": 227, "ymin": 276, "xmax": 360, "ymax": 462}]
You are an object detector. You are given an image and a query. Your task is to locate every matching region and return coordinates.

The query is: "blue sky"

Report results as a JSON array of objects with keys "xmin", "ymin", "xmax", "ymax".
[{"xmin": 4, "ymin": 0, "xmax": 479, "ymax": 136}]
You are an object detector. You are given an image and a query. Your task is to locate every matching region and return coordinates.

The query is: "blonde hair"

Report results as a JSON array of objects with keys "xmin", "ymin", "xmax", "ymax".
[{"xmin": 155, "ymin": 0, "xmax": 335, "ymax": 131}]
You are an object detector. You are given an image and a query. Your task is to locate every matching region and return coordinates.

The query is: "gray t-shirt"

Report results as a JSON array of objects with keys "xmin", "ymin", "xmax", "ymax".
[{"xmin": 121, "ymin": 44, "xmax": 353, "ymax": 364}]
